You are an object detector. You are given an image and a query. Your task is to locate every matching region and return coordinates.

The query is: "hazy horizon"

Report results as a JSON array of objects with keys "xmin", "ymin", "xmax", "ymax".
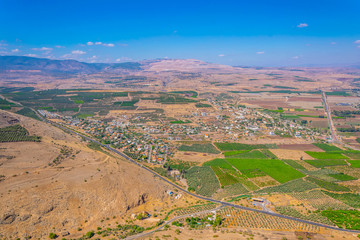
[{"xmin": 0, "ymin": 0, "xmax": 359, "ymax": 67}]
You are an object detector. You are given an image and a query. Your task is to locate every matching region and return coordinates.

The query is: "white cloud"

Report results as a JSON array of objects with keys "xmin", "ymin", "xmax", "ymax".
[
  {"xmin": 354, "ymin": 40, "xmax": 360, "ymax": 44},
  {"xmin": 72, "ymin": 50, "xmax": 86, "ymax": 55},
  {"xmin": 95, "ymin": 42, "xmax": 103, "ymax": 45},
  {"xmin": 116, "ymin": 57, "xmax": 133, "ymax": 62},
  {"xmin": 11, "ymin": 49, "xmax": 19, "ymax": 53},
  {"xmin": 256, "ymin": 51, "xmax": 265, "ymax": 54},
  {"xmin": 297, "ymin": 23, "xmax": 308, "ymax": 28},
  {"xmin": 87, "ymin": 41, "xmax": 94, "ymax": 46},
  {"xmin": 103, "ymin": 43, "xmax": 114, "ymax": 47},
  {"xmin": 24, "ymin": 54, "xmax": 37, "ymax": 57},
  {"xmin": 32, "ymin": 47, "xmax": 53, "ymax": 51},
  {"xmin": 218, "ymin": 54, "xmax": 225, "ymax": 57}
]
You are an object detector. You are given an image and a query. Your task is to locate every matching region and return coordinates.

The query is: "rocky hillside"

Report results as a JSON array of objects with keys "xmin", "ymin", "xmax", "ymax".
[{"xmin": 0, "ymin": 110, "xmax": 167, "ymax": 239}]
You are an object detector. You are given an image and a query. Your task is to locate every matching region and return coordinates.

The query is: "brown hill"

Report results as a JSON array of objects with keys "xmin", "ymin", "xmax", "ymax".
[{"xmin": 0, "ymin": 110, "xmax": 167, "ymax": 239}]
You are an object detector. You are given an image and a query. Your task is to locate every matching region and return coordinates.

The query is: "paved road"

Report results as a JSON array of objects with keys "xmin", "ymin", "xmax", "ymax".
[
  {"xmin": 31, "ymin": 109, "xmax": 360, "ymax": 234},
  {"xmin": 322, "ymin": 91, "xmax": 340, "ymax": 143}
]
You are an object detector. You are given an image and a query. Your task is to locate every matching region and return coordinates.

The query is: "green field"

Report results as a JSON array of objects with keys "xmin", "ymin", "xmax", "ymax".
[
  {"xmin": 349, "ymin": 160, "xmax": 360, "ymax": 168},
  {"xmin": 16, "ymin": 107, "xmax": 41, "ymax": 120},
  {"xmin": 215, "ymin": 143, "xmax": 275, "ymax": 151},
  {"xmin": 240, "ymin": 168, "xmax": 267, "ymax": 178},
  {"xmin": 185, "ymin": 166, "xmax": 220, "ymax": 197},
  {"xmin": 323, "ymin": 191, "xmax": 360, "ymax": 209},
  {"xmin": 343, "ymin": 151, "xmax": 360, "ymax": 160},
  {"xmin": 202, "ymin": 158, "xmax": 234, "ymax": 169},
  {"xmin": 255, "ymin": 179, "xmax": 318, "ymax": 194},
  {"xmin": 322, "ymin": 210, "xmax": 360, "ymax": 230},
  {"xmin": 306, "ymin": 177, "xmax": 350, "ymax": 192},
  {"xmin": 178, "ymin": 143, "xmax": 220, "ymax": 154},
  {"xmin": 304, "ymin": 159, "xmax": 348, "ymax": 168},
  {"xmin": 282, "ymin": 160, "xmax": 307, "ymax": 171},
  {"xmin": 0, "ymin": 125, "xmax": 41, "ymax": 142},
  {"xmin": 305, "ymin": 151, "xmax": 348, "ymax": 160},
  {"xmin": 328, "ymin": 173, "xmax": 357, "ymax": 181},
  {"xmin": 227, "ymin": 158, "xmax": 305, "ymax": 183},
  {"xmin": 225, "ymin": 150, "xmax": 269, "ymax": 159},
  {"xmin": 211, "ymin": 166, "xmax": 239, "ymax": 186},
  {"xmin": 195, "ymin": 103, "xmax": 212, "ymax": 108},
  {"xmin": 312, "ymin": 143, "xmax": 342, "ymax": 152}
]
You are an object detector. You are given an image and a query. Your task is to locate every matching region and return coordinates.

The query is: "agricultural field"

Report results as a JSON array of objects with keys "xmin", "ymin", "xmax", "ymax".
[
  {"xmin": 0, "ymin": 124, "xmax": 41, "ymax": 142},
  {"xmin": 185, "ymin": 166, "xmax": 220, "ymax": 197},
  {"xmin": 218, "ymin": 207, "xmax": 322, "ymax": 232},
  {"xmin": 178, "ymin": 143, "xmax": 220, "ymax": 154},
  {"xmin": 349, "ymin": 160, "xmax": 360, "ymax": 168},
  {"xmin": 321, "ymin": 210, "xmax": 360, "ymax": 230},
  {"xmin": 305, "ymin": 151, "xmax": 348, "ymax": 160},
  {"xmin": 224, "ymin": 150, "xmax": 269, "ymax": 159},
  {"xmin": 322, "ymin": 191, "xmax": 360, "ymax": 209},
  {"xmin": 211, "ymin": 166, "xmax": 239, "ymax": 186},
  {"xmin": 304, "ymin": 159, "xmax": 348, "ymax": 168},
  {"xmin": 202, "ymin": 158, "xmax": 233, "ymax": 169},
  {"xmin": 291, "ymin": 190, "xmax": 350, "ymax": 210},
  {"xmin": 214, "ymin": 143, "xmax": 275, "ymax": 151},
  {"xmin": 312, "ymin": 143, "xmax": 343, "ymax": 152},
  {"xmin": 255, "ymin": 179, "xmax": 318, "ymax": 194},
  {"xmin": 227, "ymin": 158, "xmax": 305, "ymax": 183},
  {"xmin": 306, "ymin": 176, "xmax": 350, "ymax": 192}
]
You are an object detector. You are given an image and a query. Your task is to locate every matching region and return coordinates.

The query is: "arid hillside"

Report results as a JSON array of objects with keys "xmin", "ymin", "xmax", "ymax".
[{"xmin": 0, "ymin": 110, "xmax": 168, "ymax": 239}]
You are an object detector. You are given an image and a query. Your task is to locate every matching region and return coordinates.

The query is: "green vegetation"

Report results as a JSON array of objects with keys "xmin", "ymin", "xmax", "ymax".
[
  {"xmin": 48, "ymin": 232, "xmax": 57, "ymax": 239},
  {"xmin": 323, "ymin": 191, "xmax": 360, "ymax": 209},
  {"xmin": 325, "ymin": 91, "xmax": 351, "ymax": 96},
  {"xmin": 343, "ymin": 150, "xmax": 360, "ymax": 160},
  {"xmin": 312, "ymin": 143, "xmax": 342, "ymax": 152},
  {"xmin": 215, "ymin": 142, "xmax": 275, "ymax": 151},
  {"xmin": 75, "ymin": 113, "xmax": 94, "ymax": 119},
  {"xmin": 185, "ymin": 166, "xmax": 220, "ymax": 196},
  {"xmin": 349, "ymin": 160, "xmax": 360, "ymax": 168},
  {"xmin": 225, "ymin": 150, "xmax": 269, "ymax": 159},
  {"xmin": 170, "ymin": 91, "xmax": 198, "ymax": 98},
  {"xmin": 195, "ymin": 103, "xmax": 212, "ymax": 108},
  {"xmin": 322, "ymin": 210, "xmax": 360, "ymax": 230},
  {"xmin": 211, "ymin": 166, "xmax": 239, "ymax": 186},
  {"xmin": 304, "ymin": 159, "xmax": 348, "ymax": 168},
  {"xmin": 282, "ymin": 160, "xmax": 307, "ymax": 171},
  {"xmin": 241, "ymin": 168, "xmax": 267, "ymax": 178},
  {"xmin": 87, "ymin": 142, "xmax": 103, "ymax": 152},
  {"xmin": 203, "ymin": 158, "xmax": 234, "ymax": 169},
  {"xmin": 305, "ymin": 151, "xmax": 348, "ymax": 160},
  {"xmin": 170, "ymin": 120, "xmax": 191, "ymax": 124},
  {"xmin": 224, "ymin": 150, "xmax": 249, "ymax": 157},
  {"xmin": 0, "ymin": 125, "xmax": 41, "ymax": 142},
  {"xmin": 306, "ymin": 176, "xmax": 350, "ymax": 192},
  {"xmin": 255, "ymin": 179, "xmax": 318, "ymax": 194},
  {"xmin": 16, "ymin": 107, "xmax": 40, "ymax": 120},
  {"xmin": 158, "ymin": 94, "xmax": 197, "ymax": 104},
  {"xmin": 227, "ymin": 158, "xmax": 304, "ymax": 183},
  {"xmin": 178, "ymin": 143, "xmax": 220, "ymax": 154},
  {"xmin": 328, "ymin": 173, "xmax": 357, "ymax": 181}
]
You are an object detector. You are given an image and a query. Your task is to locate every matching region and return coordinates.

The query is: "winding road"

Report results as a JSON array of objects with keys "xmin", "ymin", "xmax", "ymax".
[{"xmin": 24, "ymin": 107, "xmax": 360, "ymax": 235}]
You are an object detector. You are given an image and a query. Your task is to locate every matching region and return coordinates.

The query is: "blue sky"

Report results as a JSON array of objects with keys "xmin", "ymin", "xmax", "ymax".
[{"xmin": 0, "ymin": 0, "xmax": 359, "ymax": 66}]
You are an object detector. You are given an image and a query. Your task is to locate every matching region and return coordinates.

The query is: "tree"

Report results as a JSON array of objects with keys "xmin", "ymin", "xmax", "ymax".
[{"xmin": 49, "ymin": 233, "xmax": 57, "ymax": 239}]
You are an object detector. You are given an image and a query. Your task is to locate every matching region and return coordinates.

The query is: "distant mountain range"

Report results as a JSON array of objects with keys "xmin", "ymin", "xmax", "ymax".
[{"xmin": 0, "ymin": 56, "xmax": 143, "ymax": 74}]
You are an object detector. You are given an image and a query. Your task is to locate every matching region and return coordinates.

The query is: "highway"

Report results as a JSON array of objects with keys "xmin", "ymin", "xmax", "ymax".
[
  {"xmin": 322, "ymin": 91, "xmax": 340, "ymax": 143},
  {"xmin": 31, "ymin": 108, "xmax": 360, "ymax": 234}
]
